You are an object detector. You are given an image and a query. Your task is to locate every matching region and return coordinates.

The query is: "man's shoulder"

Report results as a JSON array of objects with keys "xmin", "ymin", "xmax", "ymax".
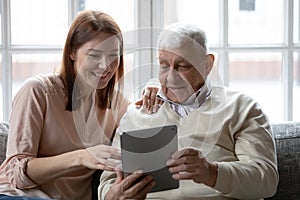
[
  {"xmin": 208, "ymin": 85, "xmax": 259, "ymax": 112},
  {"xmin": 211, "ymin": 85, "xmax": 255, "ymax": 102}
]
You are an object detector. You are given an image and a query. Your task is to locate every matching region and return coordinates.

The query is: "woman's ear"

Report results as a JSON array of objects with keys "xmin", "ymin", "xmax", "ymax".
[
  {"xmin": 205, "ymin": 54, "xmax": 215, "ymax": 75},
  {"xmin": 70, "ymin": 52, "xmax": 76, "ymax": 60}
]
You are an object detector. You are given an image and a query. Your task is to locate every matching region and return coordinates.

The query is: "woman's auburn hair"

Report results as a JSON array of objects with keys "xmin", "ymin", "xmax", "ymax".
[{"xmin": 59, "ymin": 10, "xmax": 124, "ymax": 111}]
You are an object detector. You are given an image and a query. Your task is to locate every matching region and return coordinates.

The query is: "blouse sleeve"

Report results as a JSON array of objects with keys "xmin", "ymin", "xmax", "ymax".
[{"xmin": 4, "ymin": 77, "xmax": 47, "ymax": 189}]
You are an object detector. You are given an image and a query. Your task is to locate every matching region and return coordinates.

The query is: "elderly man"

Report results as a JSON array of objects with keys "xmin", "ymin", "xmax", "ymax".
[{"xmin": 98, "ymin": 23, "xmax": 279, "ymax": 200}]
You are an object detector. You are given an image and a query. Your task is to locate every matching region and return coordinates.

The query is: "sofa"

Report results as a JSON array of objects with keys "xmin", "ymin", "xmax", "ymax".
[{"xmin": 0, "ymin": 121, "xmax": 299, "ymax": 199}]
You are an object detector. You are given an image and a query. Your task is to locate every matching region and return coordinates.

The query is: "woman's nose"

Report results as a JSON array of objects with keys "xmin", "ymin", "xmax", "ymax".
[{"xmin": 97, "ymin": 58, "xmax": 108, "ymax": 69}]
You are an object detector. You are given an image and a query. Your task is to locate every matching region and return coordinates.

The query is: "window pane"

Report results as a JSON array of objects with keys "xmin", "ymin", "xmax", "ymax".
[
  {"xmin": 293, "ymin": 52, "xmax": 300, "ymax": 121},
  {"xmin": 11, "ymin": 0, "xmax": 68, "ymax": 45},
  {"xmin": 229, "ymin": 53, "xmax": 283, "ymax": 122},
  {"xmin": 164, "ymin": 0, "xmax": 220, "ymax": 45},
  {"xmin": 229, "ymin": 0, "xmax": 284, "ymax": 44},
  {"xmin": 83, "ymin": 0, "xmax": 135, "ymax": 57},
  {"xmin": 84, "ymin": 0, "xmax": 134, "ymax": 33},
  {"xmin": 294, "ymin": 0, "xmax": 300, "ymax": 43},
  {"xmin": 12, "ymin": 54, "xmax": 61, "ymax": 97}
]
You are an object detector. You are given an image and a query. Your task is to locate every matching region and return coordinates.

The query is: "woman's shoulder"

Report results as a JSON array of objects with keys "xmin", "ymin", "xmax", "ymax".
[
  {"xmin": 21, "ymin": 73, "xmax": 63, "ymax": 95},
  {"xmin": 112, "ymin": 90, "xmax": 130, "ymax": 107}
]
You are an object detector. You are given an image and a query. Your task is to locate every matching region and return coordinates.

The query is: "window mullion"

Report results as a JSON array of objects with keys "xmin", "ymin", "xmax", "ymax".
[
  {"xmin": 151, "ymin": 0, "xmax": 164, "ymax": 77},
  {"xmin": 133, "ymin": 0, "xmax": 152, "ymax": 99},
  {"xmin": 1, "ymin": 0, "xmax": 12, "ymax": 122},
  {"xmin": 283, "ymin": 51, "xmax": 293, "ymax": 121},
  {"xmin": 283, "ymin": 0, "xmax": 293, "ymax": 121},
  {"xmin": 219, "ymin": 0, "xmax": 229, "ymax": 87}
]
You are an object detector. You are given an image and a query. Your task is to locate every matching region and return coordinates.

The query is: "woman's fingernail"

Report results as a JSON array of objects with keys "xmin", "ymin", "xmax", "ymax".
[{"xmin": 136, "ymin": 169, "xmax": 143, "ymax": 173}]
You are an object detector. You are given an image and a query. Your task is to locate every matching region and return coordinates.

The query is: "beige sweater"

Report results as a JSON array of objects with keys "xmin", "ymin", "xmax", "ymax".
[
  {"xmin": 99, "ymin": 85, "xmax": 278, "ymax": 200},
  {"xmin": 0, "ymin": 74, "xmax": 129, "ymax": 200}
]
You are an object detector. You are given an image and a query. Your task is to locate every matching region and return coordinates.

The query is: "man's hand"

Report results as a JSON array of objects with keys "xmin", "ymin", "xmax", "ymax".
[
  {"xmin": 167, "ymin": 148, "xmax": 218, "ymax": 187},
  {"xmin": 105, "ymin": 170, "xmax": 155, "ymax": 200}
]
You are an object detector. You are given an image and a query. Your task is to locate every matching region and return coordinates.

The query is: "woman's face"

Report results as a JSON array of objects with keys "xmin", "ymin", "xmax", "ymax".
[{"xmin": 72, "ymin": 32, "xmax": 121, "ymax": 90}]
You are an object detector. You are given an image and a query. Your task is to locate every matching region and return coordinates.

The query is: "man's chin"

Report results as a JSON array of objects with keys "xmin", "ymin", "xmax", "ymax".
[
  {"xmin": 163, "ymin": 87, "xmax": 189, "ymax": 103},
  {"xmin": 166, "ymin": 92, "xmax": 188, "ymax": 104}
]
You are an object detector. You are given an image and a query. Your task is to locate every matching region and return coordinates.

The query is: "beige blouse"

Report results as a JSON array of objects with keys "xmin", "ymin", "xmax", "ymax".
[{"xmin": 0, "ymin": 73, "xmax": 129, "ymax": 200}]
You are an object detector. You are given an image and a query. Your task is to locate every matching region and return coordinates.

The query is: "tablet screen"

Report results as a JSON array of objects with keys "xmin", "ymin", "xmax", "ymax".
[{"xmin": 120, "ymin": 125, "xmax": 179, "ymax": 193}]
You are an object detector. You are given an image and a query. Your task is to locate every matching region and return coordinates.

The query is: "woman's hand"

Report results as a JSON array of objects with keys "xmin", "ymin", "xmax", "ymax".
[
  {"xmin": 79, "ymin": 145, "xmax": 121, "ymax": 171},
  {"xmin": 167, "ymin": 148, "xmax": 218, "ymax": 187},
  {"xmin": 135, "ymin": 87, "xmax": 163, "ymax": 114},
  {"xmin": 105, "ymin": 170, "xmax": 155, "ymax": 200}
]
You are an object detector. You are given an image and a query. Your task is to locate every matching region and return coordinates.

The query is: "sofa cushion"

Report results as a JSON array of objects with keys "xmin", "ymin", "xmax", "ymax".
[
  {"xmin": 0, "ymin": 121, "xmax": 299, "ymax": 199},
  {"xmin": 266, "ymin": 122, "xmax": 300, "ymax": 200},
  {"xmin": 0, "ymin": 122, "xmax": 8, "ymax": 164}
]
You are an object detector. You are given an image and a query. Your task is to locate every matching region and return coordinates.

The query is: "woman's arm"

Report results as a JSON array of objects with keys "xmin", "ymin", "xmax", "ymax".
[
  {"xmin": 6, "ymin": 77, "xmax": 120, "ymax": 188},
  {"xmin": 27, "ymin": 145, "xmax": 120, "ymax": 185}
]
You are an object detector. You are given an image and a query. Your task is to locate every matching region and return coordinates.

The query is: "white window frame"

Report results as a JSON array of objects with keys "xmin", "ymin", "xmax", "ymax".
[
  {"xmin": 0, "ymin": 0, "xmax": 78, "ymax": 121},
  {"xmin": 216, "ymin": 0, "xmax": 295, "ymax": 121},
  {"xmin": 0, "ymin": 0, "xmax": 298, "ymax": 122}
]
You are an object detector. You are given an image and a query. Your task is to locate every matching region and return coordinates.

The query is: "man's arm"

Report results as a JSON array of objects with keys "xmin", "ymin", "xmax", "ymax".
[{"xmin": 213, "ymin": 102, "xmax": 279, "ymax": 199}]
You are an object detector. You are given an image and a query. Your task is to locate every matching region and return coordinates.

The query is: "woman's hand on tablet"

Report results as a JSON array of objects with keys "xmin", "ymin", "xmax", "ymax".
[
  {"xmin": 105, "ymin": 170, "xmax": 155, "ymax": 200},
  {"xmin": 78, "ymin": 145, "xmax": 121, "ymax": 171}
]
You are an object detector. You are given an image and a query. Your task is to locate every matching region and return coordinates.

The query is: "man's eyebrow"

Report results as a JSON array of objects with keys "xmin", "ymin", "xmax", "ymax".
[
  {"xmin": 176, "ymin": 57, "xmax": 192, "ymax": 65},
  {"xmin": 174, "ymin": 56, "xmax": 188, "ymax": 62},
  {"xmin": 158, "ymin": 57, "xmax": 186, "ymax": 63},
  {"xmin": 158, "ymin": 58, "xmax": 168, "ymax": 63}
]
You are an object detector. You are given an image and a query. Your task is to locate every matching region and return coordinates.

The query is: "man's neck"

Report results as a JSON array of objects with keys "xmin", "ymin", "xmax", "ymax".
[{"xmin": 157, "ymin": 82, "xmax": 211, "ymax": 117}]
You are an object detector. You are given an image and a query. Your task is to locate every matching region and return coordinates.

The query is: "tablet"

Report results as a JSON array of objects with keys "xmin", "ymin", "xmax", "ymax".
[{"xmin": 120, "ymin": 125, "xmax": 179, "ymax": 193}]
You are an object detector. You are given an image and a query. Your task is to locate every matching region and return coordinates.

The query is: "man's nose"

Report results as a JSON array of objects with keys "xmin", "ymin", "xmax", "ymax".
[{"xmin": 166, "ymin": 68, "xmax": 180, "ymax": 83}]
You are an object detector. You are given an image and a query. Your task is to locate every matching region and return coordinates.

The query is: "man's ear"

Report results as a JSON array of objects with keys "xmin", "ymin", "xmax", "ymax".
[{"xmin": 205, "ymin": 54, "xmax": 215, "ymax": 75}]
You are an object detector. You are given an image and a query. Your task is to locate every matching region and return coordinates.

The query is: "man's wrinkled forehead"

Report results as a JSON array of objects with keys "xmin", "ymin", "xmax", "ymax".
[{"xmin": 158, "ymin": 38, "xmax": 205, "ymax": 66}]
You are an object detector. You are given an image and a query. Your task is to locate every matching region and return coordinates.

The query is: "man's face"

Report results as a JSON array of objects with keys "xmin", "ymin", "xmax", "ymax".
[{"xmin": 158, "ymin": 42, "xmax": 211, "ymax": 103}]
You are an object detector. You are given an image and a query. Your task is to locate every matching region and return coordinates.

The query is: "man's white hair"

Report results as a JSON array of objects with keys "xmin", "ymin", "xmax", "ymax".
[{"xmin": 157, "ymin": 22, "xmax": 208, "ymax": 55}]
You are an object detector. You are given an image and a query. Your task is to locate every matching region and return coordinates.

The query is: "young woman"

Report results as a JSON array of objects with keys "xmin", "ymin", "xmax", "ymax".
[{"xmin": 0, "ymin": 10, "xmax": 158, "ymax": 200}]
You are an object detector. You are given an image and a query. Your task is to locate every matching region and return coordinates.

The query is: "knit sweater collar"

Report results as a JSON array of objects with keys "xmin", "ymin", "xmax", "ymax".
[{"xmin": 157, "ymin": 81, "xmax": 211, "ymax": 117}]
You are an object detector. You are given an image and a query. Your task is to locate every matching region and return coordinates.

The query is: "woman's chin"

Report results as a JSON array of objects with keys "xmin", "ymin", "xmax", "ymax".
[{"xmin": 96, "ymin": 80, "xmax": 109, "ymax": 90}]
